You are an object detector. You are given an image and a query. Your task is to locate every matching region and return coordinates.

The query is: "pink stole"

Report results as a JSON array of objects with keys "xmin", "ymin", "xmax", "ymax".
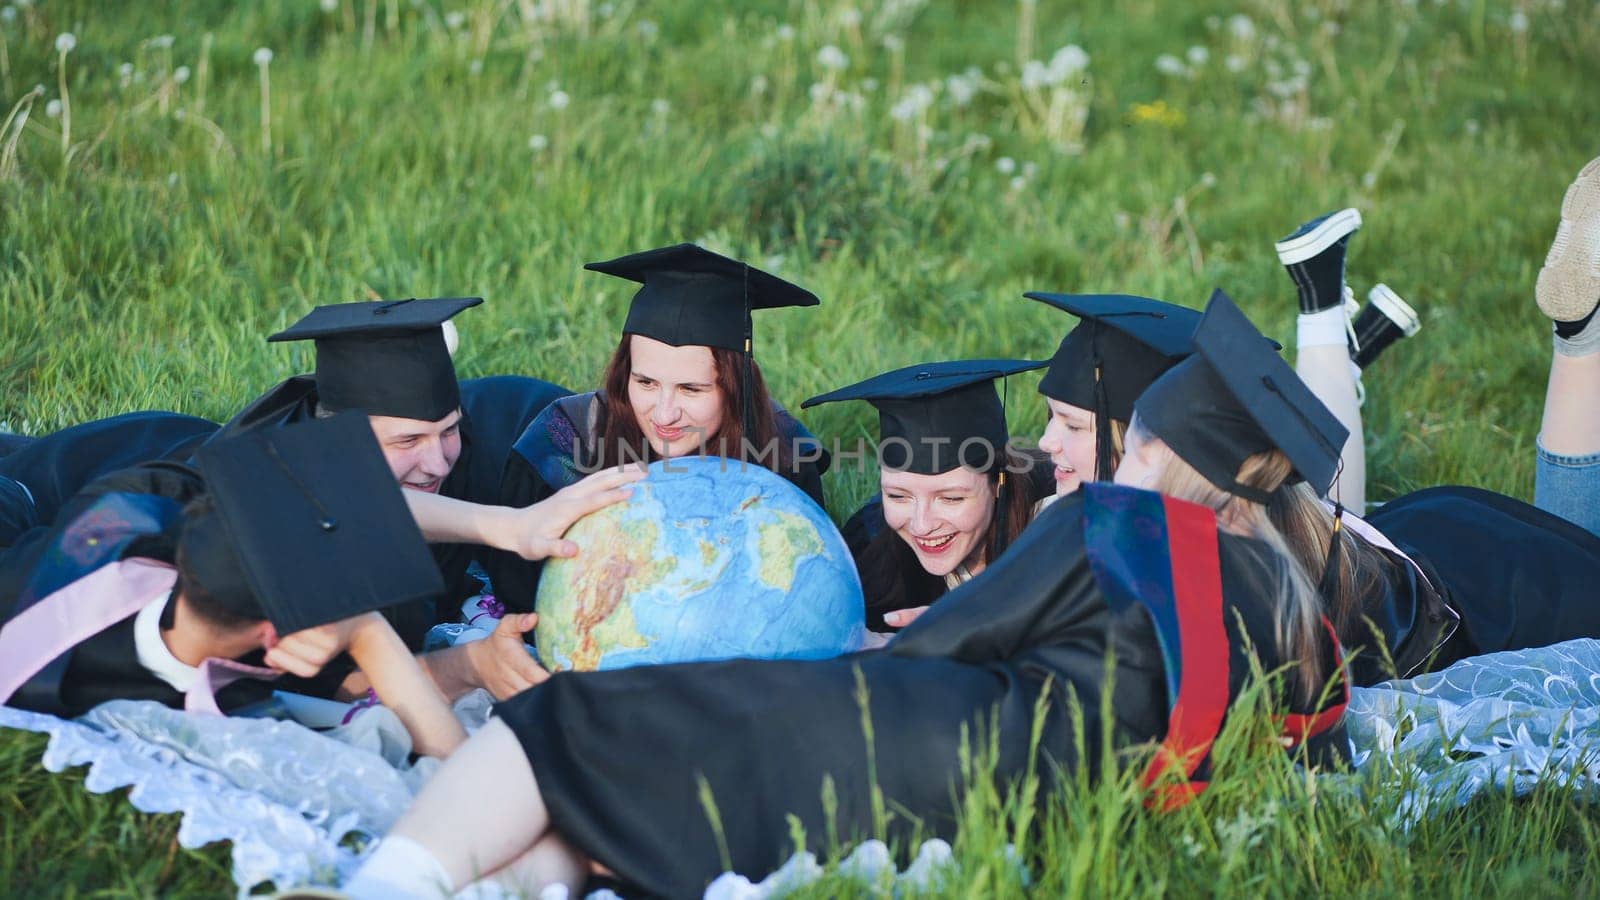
[{"xmin": 0, "ymin": 558, "xmax": 276, "ymax": 715}]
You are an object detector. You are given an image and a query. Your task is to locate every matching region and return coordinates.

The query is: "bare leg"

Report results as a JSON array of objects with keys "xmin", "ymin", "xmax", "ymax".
[
  {"xmin": 345, "ymin": 718, "xmax": 586, "ymax": 897},
  {"xmin": 1539, "ymin": 353, "xmax": 1600, "ymax": 455},
  {"xmin": 1296, "ymin": 337, "xmax": 1366, "ymax": 511}
]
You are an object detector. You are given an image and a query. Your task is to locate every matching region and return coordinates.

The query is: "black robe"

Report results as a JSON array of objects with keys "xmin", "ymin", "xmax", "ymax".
[
  {"xmin": 0, "ymin": 411, "xmax": 218, "ymax": 547},
  {"xmin": 494, "ymin": 486, "xmax": 1343, "ymax": 898},
  {"xmin": 210, "ymin": 374, "xmax": 570, "ymax": 628},
  {"xmin": 487, "ymin": 392, "xmax": 831, "ymax": 613},
  {"xmin": 1, "ymin": 463, "xmax": 288, "ymax": 717},
  {"xmin": 1362, "ymin": 485, "xmax": 1600, "ymax": 675}
]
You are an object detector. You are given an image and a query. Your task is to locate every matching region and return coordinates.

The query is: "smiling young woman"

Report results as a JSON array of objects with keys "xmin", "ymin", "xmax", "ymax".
[{"xmin": 487, "ymin": 244, "xmax": 830, "ymax": 612}]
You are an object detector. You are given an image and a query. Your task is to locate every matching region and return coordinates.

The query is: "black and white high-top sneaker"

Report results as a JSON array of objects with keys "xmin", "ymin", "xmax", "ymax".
[
  {"xmin": 1276, "ymin": 208, "xmax": 1363, "ymax": 314},
  {"xmin": 1351, "ymin": 284, "xmax": 1421, "ymax": 370}
]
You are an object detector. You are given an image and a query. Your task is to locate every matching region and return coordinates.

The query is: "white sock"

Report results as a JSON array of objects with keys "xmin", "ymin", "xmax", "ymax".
[
  {"xmin": 1554, "ymin": 314, "xmax": 1600, "ymax": 358},
  {"xmin": 1297, "ymin": 306, "xmax": 1349, "ymax": 349},
  {"xmin": 343, "ymin": 835, "xmax": 453, "ymax": 900}
]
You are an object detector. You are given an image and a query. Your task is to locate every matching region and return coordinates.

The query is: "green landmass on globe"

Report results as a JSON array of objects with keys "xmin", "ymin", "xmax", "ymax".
[{"xmin": 535, "ymin": 458, "xmax": 865, "ymax": 672}]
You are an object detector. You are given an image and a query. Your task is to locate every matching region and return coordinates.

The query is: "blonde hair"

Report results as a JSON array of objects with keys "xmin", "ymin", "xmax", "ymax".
[
  {"xmin": 1267, "ymin": 482, "xmax": 1396, "ymax": 650},
  {"xmin": 1146, "ymin": 437, "xmax": 1328, "ymax": 703}
]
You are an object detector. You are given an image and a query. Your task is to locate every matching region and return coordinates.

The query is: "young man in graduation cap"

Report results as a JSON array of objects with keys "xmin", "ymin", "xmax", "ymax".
[
  {"xmin": 219, "ymin": 297, "xmax": 642, "ymax": 700},
  {"xmin": 802, "ymin": 359, "xmax": 1050, "ymax": 631},
  {"xmin": 1025, "ymin": 292, "xmax": 1198, "ymax": 497},
  {"xmin": 486, "ymin": 243, "xmax": 830, "ymax": 611},
  {"xmin": 0, "ymin": 414, "xmax": 466, "ymax": 757}
]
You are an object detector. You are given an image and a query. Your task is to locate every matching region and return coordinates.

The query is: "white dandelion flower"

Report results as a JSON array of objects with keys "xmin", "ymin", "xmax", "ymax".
[
  {"xmin": 816, "ymin": 45, "xmax": 849, "ymax": 71},
  {"xmin": 1227, "ymin": 14, "xmax": 1255, "ymax": 40},
  {"xmin": 320, "ymin": 0, "xmax": 338, "ymax": 12},
  {"xmin": 548, "ymin": 89, "xmax": 570, "ymax": 110},
  {"xmin": 808, "ymin": 82, "xmax": 831, "ymax": 103},
  {"xmin": 775, "ymin": 24, "xmax": 796, "ymax": 42},
  {"xmin": 1186, "ymin": 46, "xmax": 1209, "ymax": 66},
  {"xmin": 1508, "ymin": 10, "xmax": 1529, "ymax": 32},
  {"xmin": 946, "ymin": 73, "xmax": 977, "ymax": 106},
  {"xmin": 1154, "ymin": 54, "xmax": 1187, "ymax": 76},
  {"xmin": 749, "ymin": 74, "xmax": 769, "ymax": 95},
  {"xmin": 445, "ymin": 10, "xmax": 466, "ymax": 29},
  {"xmin": 1050, "ymin": 44, "xmax": 1089, "ymax": 79},
  {"xmin": 1225, "ymin": 54, "xmax": 1246, "ymax": 72},
  {"xmin": 528, "ymin": 133, "xmax": 549, "ymax": 151},
  {"xmin": 45, "ymin": 98, "xmax": 61, "ymax": 117},
  {"xmin": 253, "ymin": 47, "xmax": 273, "ymax": 66},
  {"xmin": 118, "ymin": 62, "xmax": 134, "ymax": 78},
  {"xmin": 1020, "ymin": 60, "xmax": 1050, "ymax": 90},
  {"xmin": 1199, "ymin": 171, "xmax": 1217, "ymax": 187},
  {"xmin": 151, "ymin": 34, "xmax": 175, "ymax": 49},
  {"xmin": 995, "ymin": 156, "xmax": 1017, "ymax": 174},
  {"xmin": 174, "ymin": 65, "xmax": 190, "ymax": 84},
  {"xmin": 55, "ymin": 32, "xmax": 76, "ymax": 53}
]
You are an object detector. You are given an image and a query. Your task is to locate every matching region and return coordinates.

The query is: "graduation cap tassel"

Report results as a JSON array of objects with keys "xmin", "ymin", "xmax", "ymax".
[
  {"xmin": 1316, "ymin": 501, "xmax": 1345, "ymax": 603},
  {"xmin": 741, "ymin": 263, "xmax": 758, "ymax": 452},
  {"xmin": 1093, "ymin": 360, "xmax": 1113, "ymax": 483}
]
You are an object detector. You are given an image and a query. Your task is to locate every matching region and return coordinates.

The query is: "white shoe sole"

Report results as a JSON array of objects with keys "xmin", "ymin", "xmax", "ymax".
[
  {"xmin": 1536, "ymin": 156, "xmax": 1600, "ymax": 323},
  {"xmin": 1368, "ymin": 284, "xmax": 1421, "ymax": 336},
  {"xmin": 1275, "ymin": 208, "xmax": 1363, "ymax": 265}
]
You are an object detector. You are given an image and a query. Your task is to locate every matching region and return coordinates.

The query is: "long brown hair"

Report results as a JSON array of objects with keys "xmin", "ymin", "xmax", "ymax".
[
  {"xmin": 1137, "ymin": 421, "xmax": 1328, "ymax": 704},
  {"xmin": 1266, "ymin": 482, "xmax": 1400, "ymax": 652},
  {"xmin": 593, "ymin": 335, "xmax": 788, "ymax": 472}
]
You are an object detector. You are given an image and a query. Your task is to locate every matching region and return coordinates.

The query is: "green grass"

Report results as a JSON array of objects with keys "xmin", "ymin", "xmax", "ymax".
[{"xmin": 1, "ymin": 0, "xmax": 1597, "ymax": 894}]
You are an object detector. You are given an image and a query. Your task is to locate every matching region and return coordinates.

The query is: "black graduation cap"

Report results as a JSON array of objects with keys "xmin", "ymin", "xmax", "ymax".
[
  {"xmin": 585, "ymin": 244, "xmax": 819, "ymax": 352},
  {"xmin": 1025, "ymin": 292, "xmax": 1199, "ymax": 483},
  {"xmin": 267, "ymin": 298, "xmax": 481, "ymax": 422},
  {"xmin": 1133, "ymin": 289, "xmax": 1349, "ymax": 501},
  {"xmin": 802, "ymin": 359, "xmax": 1046, "ymax": 476},
  {"xmin": 178, "ymin": 412, "xmax": 445, "ymax": 635}
]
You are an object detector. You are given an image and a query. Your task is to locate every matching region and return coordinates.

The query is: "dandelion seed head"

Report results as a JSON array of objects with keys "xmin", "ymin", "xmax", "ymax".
[
  {"xmin": 775, "ymin": 24, "xmax": 796, "ymax": 42},
  {"xmin": 0, "ymin": 6, "xmax": 16, "ymax": 24},
  {"xmin": 945, "ymin": 73, "xmax": 977, "ymax": 107},
  {"xmin": 838, "ymin": 7, "xmax": 862, "ymax": 27},
  {"xmin": 1020, "ymin": 60, "xmax": 1050, "ymax": 91},
  {"xmin": 881, "ymin": 33, "xmax": 903, "ymax": 52},
  {"xmin": 55, "ymin": 32, "xmax": 76, "ymax": 53},
  {"xmin": 1228, "ymin": 14, "xmax": 1256, "ymax": 40},
  {"xmin": 636, "ymin": 19, "xmax": 659, "ymax": 40},
  {"xmin": 1361, "ymin": 172, "xmax": 1378, "ymax": 189},
  {"xmin": 320, "ymin": 0, "xmax": 339, "ymax": 12},
  {"xmin": 45, "ymin": 98, "xmax": 61, "ymax": 117},
  {"xmin": 1009, "ymin": 175, "xmax": 1027, "ymax": 191},
  {"xmin": 860, "ymin": 77, "xmax": 878, "ymax": 92},
  {"xmin": 1508, "ymin": 10, "xmax": 1529, "ymax": 32},
  {"xmin": 1199, "ymin": 171, "xmax": 1217, "ymax": 187},
  {"xmin": 174, "ymin": 65, "xmax": 190, "ymax": 84},
  {"xmin": 253, "ymin": 47, "xmax": 274, "ymax": 66},
  {"xmin": 1154, "ymin": 54, "xmax": 1187, "ymax": 77},
  {"xmin": 548, "ymin": 89, "xmax": 570, "ymax": 110},
  {"xmin": 152, "ymin": 34, "xmax": 175, "ymax": 49},
  {"xmin": 1225, "ymin": 54, "xmax": 1246, "ymax": 72},
  {"xmin": 1050, "ymin": 44, "xmax": 1089, "ymax": 79},
  {"xmin": 1186, "ymin": 46, "xmax": 1209, "ymax": 66},
  {"xmin": 816, "ymin": 45, "xmax": 849, "ymax": 71},
  {"xmin": 445, "ymin": 10, "xmax": 466, "ymax": 29},
  {"xmin": 651, "ymin": 98, "xmax": 671, "ymax": 116},
  {"xmin": 808, "ymin": 82, "xmax": 831, "ymax": 103},
  {"xmin": 749, "ymin": 74, "xmax": 769, "ymax": 95},
  {"xmin": 118, "ymin": 62, "xmax": 134, "ymax": 78},
  {"xmin": 528, "ymin": 133, "xmax": 549, "ymax": 151},
  {"xmin": 995, "ymin": 156, "xmax": 1017, "ymax": 174},
  {"xmin": 468, "ymin": 59, "xmax": 484, "ymax": 75}
]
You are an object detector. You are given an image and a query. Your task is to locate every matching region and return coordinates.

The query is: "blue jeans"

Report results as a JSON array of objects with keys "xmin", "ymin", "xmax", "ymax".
[{"xmin": 1535, "ymin": 440, "xmax": 1600, "ymax": 538}]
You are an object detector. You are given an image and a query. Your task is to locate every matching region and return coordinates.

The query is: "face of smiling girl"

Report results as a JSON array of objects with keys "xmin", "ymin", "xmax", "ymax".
[
  {"xmin": 626, "ymin": 335, "xmax": 726, "ymax": 458},
  {"xmin": 879, "ymin": 465, "xmax": 996, "ymax": 578},
  {"xmin": 1036, "ymin": 397, "xmax": 1098, "ymax": 496}
]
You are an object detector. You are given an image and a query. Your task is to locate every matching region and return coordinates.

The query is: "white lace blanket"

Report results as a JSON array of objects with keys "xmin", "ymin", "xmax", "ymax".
[{"xmin": 6, "ymin": 638, "xmax": 1600, "ymax": 896}]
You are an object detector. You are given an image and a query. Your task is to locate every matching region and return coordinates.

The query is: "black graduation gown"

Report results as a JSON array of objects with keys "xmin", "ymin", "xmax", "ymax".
[
  {"xmin": 1365, "ymin": 485, "xmax": 1600, "ymax": 665},
  {"xmin": 0, "ymin": 463, "xmax": 280, "ymax": 716},
  {"xmin": 0, "ymin": 411, "xmax": 219, "ymax": 547},
  {"xmin": 494, "ymin": 486, "xmax": 1343, "ymax": 898},
  {"xmin": 486, "ymin": 392, "xmax": 831, "ymax": 613},
  {"xmin": 209, "ymin": 374, "xmax": 568, "ymax": 629}
]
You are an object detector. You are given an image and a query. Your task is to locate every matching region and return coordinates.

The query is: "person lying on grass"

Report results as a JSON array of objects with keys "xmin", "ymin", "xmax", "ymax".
[
  {"xmin": 0, "ymin": 414, "xmax": 633, "ymax": 756},
  {"xmin": 318, "ymin": 291, "xmax": 1351, "ymax": 900},
  {"xmin": 1230, "ymin": 166, "xmax": 1600, "ymax": 686}
]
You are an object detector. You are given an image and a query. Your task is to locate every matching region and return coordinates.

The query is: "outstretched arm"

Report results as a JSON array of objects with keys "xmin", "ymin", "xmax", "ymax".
[{"xmin": 402, "ymin": 465, "xmax": 645, "ymax": 559}]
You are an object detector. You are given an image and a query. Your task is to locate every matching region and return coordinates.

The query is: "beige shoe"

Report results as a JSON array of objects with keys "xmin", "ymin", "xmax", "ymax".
[{"xmin": 1536, "ymin": 155, "xmax": 1600, "ymax": 322}]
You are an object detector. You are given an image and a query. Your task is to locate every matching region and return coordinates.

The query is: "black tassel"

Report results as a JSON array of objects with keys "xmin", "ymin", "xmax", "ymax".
[
  {"xmin": 1316, "ymin": 502, "xmax": 1344, "ymax": 601},
  {"xmin": 1092, "ymin": 360, "xmax": 1113, "ymax": 483}
]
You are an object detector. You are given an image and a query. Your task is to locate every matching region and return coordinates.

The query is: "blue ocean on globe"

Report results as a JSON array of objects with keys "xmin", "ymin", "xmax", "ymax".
[{"xmin": 535, "ymin": 456, "xmax": 866, "ymax": 671}]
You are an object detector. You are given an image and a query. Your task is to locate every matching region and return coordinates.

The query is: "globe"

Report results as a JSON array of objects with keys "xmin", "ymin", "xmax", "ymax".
[{"xmin": 535, "ymin": 457, "xmax": 866, "ymax": 672}]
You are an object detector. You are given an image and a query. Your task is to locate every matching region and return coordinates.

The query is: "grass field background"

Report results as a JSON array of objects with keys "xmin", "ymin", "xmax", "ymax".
[{"xmin": 2, "ymin": 0, "xmax": 1598, "ymax": 895}]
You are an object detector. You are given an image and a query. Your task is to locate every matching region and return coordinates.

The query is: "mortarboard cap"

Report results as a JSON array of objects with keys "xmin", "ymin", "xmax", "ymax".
[
  {"xmin": 1133, "ymin": 289, "xmax": 1349, "ymax": 501},
  {"xmin": 802, "ymin": 359, "xmax": 1046, "ymax": 475},
  {"xmin": 268, "ymin": 298, "xmax": 481, "ymax": 422},
  {"xmin": 584, "ymin": 243, "xmax": 819, "ymax": 352},
  {"xmin": 178, "ymin": 412, "xmax": 445, "ymax": 634},
  {"xmin": 1026, "ymin": 292, "xmax": 1199, "ymax": 482}
]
